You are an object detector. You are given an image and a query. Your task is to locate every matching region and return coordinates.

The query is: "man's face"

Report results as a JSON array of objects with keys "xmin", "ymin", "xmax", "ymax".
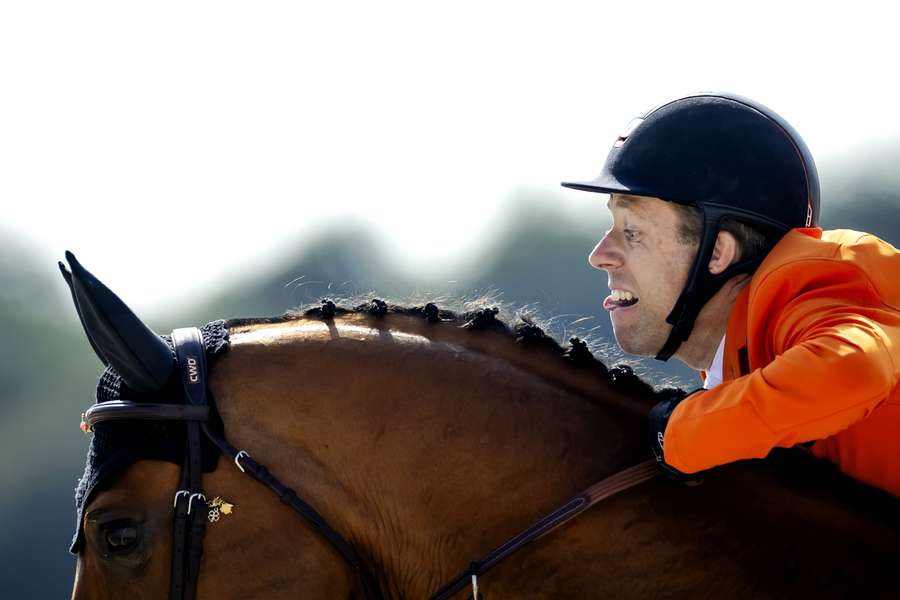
[{"xmin": 588, "ymin": 194, "xmax": 698, "ymax": 356}]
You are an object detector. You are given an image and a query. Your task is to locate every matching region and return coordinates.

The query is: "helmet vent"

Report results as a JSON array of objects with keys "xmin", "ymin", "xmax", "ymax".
[{"xmin": 614, "ymin": 118, "xmax": 644, "ymax": 148}]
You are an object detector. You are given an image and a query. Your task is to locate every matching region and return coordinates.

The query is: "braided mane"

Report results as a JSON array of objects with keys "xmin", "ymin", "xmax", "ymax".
[{"xmin": 224, "ymin": 297, "xmax": 659, "ymax": 398}]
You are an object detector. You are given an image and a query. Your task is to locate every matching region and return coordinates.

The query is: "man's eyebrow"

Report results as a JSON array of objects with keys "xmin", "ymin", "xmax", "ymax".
[
  {"xmin": 608, "ymin": 195, "xmax": 649, "ymax": 215},
  {"xmin": 607, "ymin": 196, "xmax": 626, "ymax": 210}
]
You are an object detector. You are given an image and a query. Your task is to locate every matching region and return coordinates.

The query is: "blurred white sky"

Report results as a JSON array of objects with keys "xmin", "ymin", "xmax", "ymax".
[{"xmin": 2, "ymin": 1, "xmax": 899, "ymax": 312}]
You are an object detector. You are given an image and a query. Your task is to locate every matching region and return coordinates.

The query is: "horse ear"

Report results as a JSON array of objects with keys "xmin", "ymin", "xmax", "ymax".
[
  {"xmin": 59, "ymin": 261, "xmax": 110, "ymax": 367},
  {"xmin": 60, "ymin": 251, "xmax": 175, "ymax": 393}
]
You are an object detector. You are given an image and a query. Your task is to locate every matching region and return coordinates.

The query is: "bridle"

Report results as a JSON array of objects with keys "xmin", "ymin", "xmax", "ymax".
[
  {"xmin": 83, "ymin": 328, "xmax": 383, "ymax": 600},
  {"xmin": 82, "ymin": 327, "xmax": 658, "ymax": 600}
]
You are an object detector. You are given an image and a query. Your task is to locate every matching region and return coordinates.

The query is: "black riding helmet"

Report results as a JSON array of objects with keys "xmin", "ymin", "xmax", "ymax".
[{"xmin": 562, "ymin": 92, "xmax": 820, "ymax": 361}]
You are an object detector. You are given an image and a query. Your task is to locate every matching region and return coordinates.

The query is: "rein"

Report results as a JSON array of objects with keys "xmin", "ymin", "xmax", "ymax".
[
  {"xmin": 429, "ymin": 461, "xmax": 659, "ymax": 600},
  {"xmin": 82, "ymin": 327, "xmax": 658, "ymax": 599}
]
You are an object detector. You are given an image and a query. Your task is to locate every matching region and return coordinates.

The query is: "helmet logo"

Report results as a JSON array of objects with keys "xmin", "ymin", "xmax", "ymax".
[
  {"xmin": 614, "ymin": 118, "xmax": 644, "ymax": 148},
  {"xmin": 805, "ymin": 202, "xmax": 813, "ymax": 227}
]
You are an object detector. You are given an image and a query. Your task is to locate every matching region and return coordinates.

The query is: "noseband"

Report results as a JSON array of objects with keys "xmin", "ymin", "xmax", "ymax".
[{"xmin": 83, "ymin": 327, "xmax": 658, "ymax": 600}]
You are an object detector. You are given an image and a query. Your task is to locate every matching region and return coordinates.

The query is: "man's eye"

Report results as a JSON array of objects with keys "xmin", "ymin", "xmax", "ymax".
[{"xmin": 623, "ymin": 228, "xmax": 638, "ymax": 241}]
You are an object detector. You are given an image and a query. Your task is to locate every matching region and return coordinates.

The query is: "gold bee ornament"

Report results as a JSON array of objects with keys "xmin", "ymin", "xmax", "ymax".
[{"xmin": 205, "ymin": 496, "xmax": 235, "ymax": 523}]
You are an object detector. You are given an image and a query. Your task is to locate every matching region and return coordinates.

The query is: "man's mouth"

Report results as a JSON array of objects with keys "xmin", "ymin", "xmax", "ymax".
[{"xmin": 603, "ymin": 289, "xmax": 639, "ymax": 311}]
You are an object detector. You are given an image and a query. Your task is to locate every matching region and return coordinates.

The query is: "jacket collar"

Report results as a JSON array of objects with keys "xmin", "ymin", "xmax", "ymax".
[{"xmin": 723, "ymin": 285, "xmax": 751, "ymax": 381}]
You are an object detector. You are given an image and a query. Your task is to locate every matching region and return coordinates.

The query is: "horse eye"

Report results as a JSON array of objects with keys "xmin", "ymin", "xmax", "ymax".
[{"xmin": 101, "ymin": 520, "xmax": 140, "ymax": 556}]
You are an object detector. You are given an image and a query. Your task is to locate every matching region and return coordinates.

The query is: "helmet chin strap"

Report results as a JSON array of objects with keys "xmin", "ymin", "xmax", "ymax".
[{"xmin": 654, "ymin": 206, "xmax": 768, "ymax": 362}]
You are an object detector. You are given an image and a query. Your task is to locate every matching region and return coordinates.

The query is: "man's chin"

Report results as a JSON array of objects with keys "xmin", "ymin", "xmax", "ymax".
[{"xmin": 612, "ymin": 331, "xmax": 661, "ymax": 358}]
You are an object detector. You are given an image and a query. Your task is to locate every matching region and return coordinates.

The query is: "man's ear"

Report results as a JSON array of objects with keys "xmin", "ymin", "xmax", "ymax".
[{"xmin": 708, "ymin": 230, "xmax": 740, "ymax": 275}]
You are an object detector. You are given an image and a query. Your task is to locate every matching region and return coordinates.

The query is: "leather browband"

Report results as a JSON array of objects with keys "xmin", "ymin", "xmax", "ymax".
[{"xmin": 83, "ymin": 401, "xmax": 210, "ymax": 429}]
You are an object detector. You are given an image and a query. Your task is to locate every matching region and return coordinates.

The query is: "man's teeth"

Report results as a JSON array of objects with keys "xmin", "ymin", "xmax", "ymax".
[{"xmin": 611, "ymin": 289, "xmax": 636, "ymax": 301}]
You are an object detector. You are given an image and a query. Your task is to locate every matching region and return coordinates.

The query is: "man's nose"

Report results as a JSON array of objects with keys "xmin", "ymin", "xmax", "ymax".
[{"xmin": 588, "ymin": 231, "xmax": 622, "ymax": 271}]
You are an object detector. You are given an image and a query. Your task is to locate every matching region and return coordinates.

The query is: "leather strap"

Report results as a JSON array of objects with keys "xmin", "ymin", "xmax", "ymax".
[
  {"xmin": 430, "ymin": 460, "xmax": 659, "ymax": 600},
  {"xmin": 170, "ymin": 466, "xmax": 190, "ymax": 599},
  {"xmin": 200, "ymin": 424, "xmax": 385, "ymax": 599},
  {"xmin": 172, "ymin": 328, "xmax": 209, "ymax": 600},
  {"xmin": 84, "ymin": 401, "xmax": 209, "ymax": 428}
]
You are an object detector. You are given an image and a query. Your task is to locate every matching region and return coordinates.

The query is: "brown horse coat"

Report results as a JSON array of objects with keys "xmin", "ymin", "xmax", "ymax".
[{"xmin": 73, "ymin": 313, "xmax": 900, "ymax": 599}]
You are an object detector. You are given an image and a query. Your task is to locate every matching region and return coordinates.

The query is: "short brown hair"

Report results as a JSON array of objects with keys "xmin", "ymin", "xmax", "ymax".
[{"xmin": 671, "ymin": 203, "xmax": 773, "ymax": 264}]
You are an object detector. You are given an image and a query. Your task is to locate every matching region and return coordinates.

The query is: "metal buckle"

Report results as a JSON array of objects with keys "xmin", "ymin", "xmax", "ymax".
[
  {"xmin": 234, "ymin": 450, "xmax": 250, "ymax": 473},
  {"xmin": 173, "ymin": 490, "xmax": 190, "ymax": 508},
  {"xmin": 188, "ymin": 493, "xmax": 207, "ymax": 515}
]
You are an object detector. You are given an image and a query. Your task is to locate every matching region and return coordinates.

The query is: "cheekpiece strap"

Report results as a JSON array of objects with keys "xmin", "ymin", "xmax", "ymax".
[
  {"xmin": 171, "ymin": 328, "xmax": 209, "ymax": 600},
  {"xmin": 172, "ymin": 328, "xmax": 208, "ymax": 408}
]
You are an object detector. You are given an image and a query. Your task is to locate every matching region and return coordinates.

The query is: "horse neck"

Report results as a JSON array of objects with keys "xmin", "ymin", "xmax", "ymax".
[{"xmin": 214, "ymin": 314, "xmax": 653, "ymax": 596}]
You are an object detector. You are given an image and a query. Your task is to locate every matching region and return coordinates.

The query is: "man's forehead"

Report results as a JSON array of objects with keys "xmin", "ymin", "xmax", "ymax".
[{"xmin": 606, "ymin": 193, "xmax": 657, "ymax": 214}]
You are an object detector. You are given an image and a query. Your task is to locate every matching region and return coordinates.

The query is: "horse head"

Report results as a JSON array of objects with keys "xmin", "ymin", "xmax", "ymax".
[{"xmin": 62, "ymin": 253, "xmax": 364, "ymax": 600}]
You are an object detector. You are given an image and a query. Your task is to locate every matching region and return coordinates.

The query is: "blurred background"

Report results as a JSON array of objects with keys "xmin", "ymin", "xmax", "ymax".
[{"xmin": 2, "ymin": 1, "xmax": 899, "ymax": 596}]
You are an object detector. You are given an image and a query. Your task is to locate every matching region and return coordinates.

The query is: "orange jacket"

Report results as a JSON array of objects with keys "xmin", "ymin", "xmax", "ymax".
[{"xmin": 665, "ymin": 228, "xmax": 900, "ymax": 497}]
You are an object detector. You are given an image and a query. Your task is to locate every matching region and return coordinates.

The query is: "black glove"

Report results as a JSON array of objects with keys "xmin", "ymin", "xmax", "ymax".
[{"xmin": 648, "ymin": 388, "xmax": 705, "ymax": 484}]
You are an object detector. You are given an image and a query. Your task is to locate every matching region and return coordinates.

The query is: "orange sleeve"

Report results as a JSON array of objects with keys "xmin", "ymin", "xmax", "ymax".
[{"xmin": 664, "ymin": 274, "xmax": 897, "ymax": 474}]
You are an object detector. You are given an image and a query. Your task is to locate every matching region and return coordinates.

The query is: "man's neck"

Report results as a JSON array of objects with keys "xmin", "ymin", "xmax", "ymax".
[{"xmin": 673, "ymin": 276, "xmax": 748, "ymax": 371}]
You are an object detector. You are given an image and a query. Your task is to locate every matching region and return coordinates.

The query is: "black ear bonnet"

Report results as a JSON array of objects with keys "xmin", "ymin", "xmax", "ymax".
[{"xmin": 69, "ymin": 320, "xmax": 229, "ymax": 553}]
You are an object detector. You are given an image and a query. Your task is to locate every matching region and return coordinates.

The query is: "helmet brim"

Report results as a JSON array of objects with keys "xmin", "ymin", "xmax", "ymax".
[
  {"xmin": 561, "ymin": 176, "xmax": 697, "ymax": 207},
  {"xmin": 561, "ymin": 180, "xmax": 626, "ymax": 195},
  {"xmin": 560, "ymin": 172, "xmax": 644, "ymax": 198}
]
